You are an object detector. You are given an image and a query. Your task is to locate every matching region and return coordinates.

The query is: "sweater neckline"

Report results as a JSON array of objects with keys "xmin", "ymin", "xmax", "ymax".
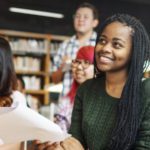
[{"xmin": 98, "ymin": 77, "xmax": 120, "ymax": 102}]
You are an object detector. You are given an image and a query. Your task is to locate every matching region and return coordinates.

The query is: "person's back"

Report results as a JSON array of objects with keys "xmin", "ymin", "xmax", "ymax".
[
  {"xmin": 0, "ymin": 37, "xmax": 26, "ymax": 150},
  {"xmin": 51, "ymin": 2, "xmax": 99, "ymax": 97}
]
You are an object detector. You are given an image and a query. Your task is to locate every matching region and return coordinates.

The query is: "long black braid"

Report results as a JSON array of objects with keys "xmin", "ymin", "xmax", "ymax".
[{"xmin": 94, "ymin": 14, "xmax": 150, "ymax": 150}]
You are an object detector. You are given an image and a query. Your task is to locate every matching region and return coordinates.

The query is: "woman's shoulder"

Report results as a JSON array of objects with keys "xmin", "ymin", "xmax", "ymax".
[
  {"xmin": 142, "ymin": 78, "xmax": 150, "ymax": 96},
  {"xmin": 141, "ymin": 78, "xmax": 150, "ymax": 110},
  {"xmin": 11, "ymin": 91, "xmax": 27, "ymax": 106},
  {"xmin": 142, "ymin": 77, "xmax": 150, "ymax": 85},
  {"xmin": 78, "ymin": 77, "xmax": 104, "ymax": 92}
]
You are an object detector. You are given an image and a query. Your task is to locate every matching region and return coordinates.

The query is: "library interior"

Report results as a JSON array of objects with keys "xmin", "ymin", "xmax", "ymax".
[{"xmin": 0, "ymin": 1, "xmax": 149, "ymax": 149}]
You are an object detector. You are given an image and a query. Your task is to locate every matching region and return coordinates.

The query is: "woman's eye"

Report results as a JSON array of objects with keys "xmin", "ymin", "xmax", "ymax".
[
  {"xmin": 84, "ymin": 61, "xmax": 90, "ymax": 65},
  {"xmin": 113, "ymin": 42, "xmax": 123, "ymax": 49},
  {"xmin": 98, "ymin": 38, "xmax": 106, "ymax": 45}
]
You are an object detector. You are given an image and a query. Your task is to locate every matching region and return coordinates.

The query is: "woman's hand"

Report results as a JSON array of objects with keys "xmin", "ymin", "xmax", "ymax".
[
  {"xmin": 30, "ymin": 137, "xmax": 84, "ymax": 150},
  {"xmin": 60, "ymin": 137, "xmax": 84, "ymax": 150},
  {"xmin": 45, "ymin": 143, "xmax": 64, "ymax": 150},
  {"xmin": 27, "ymin": 140, "xmax": 52, "ymax": 150}
]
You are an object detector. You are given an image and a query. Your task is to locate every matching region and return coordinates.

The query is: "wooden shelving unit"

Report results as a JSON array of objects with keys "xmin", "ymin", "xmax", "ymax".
[
  {"xmin": 0, "ymin": 29, "xmax": 51, "ymax": 105},
  {"xmin": 0, "ymin": 29, "xmax": 70, "ymax": 108}
]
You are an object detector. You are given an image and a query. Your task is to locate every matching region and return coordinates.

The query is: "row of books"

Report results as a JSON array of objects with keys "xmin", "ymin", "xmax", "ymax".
[
  {"xmin": 26, "ymin": 95, "xmax": 41, "ymax": 112},
  {"xmin": 9, "ymin": 39, "xmax": 46, "ymax": 53},
  {"xmin": 23, "ymin": 76, "xmax": 41, "ymax": 90},
  {"xmin": 13, "ymin": 56, "xmax": 41, "ymax": 71},
  {"xmin": 9, "ymin": 38, "xmax": 62, "ymax": 54}
]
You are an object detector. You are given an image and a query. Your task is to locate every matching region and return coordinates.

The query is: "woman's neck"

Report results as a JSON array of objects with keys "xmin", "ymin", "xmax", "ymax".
[{"xmin": 105, "ymin": 71, "xmax": 128, "ymax": 98}]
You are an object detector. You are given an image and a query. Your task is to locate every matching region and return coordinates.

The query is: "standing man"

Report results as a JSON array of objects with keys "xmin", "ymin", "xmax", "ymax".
[{"xmin": 51, "ymin": 2, "xmax": 99, "ymax": 96}]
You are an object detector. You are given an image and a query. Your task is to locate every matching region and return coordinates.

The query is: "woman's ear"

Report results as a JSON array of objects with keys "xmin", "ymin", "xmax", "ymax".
[{"xmin": 93, "ymin": 19, "xmax": 99, "ymax": 28}]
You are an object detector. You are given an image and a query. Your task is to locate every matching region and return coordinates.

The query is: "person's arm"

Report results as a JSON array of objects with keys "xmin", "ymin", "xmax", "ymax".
[
  {"xmin": 51, "ymin": 43, "xmax": 65, "ymax": 84},
  {"xmin": 60, "ymin": 137, "xmax": 84, "ymax": 150},
  {"xmin": 53, "ymin": 42, "xmax": 65, "ymax": 71},
  {"xmin": 30, "ymin": 83, "xmax": 88, "ymax": 150},
  {"xmin": 51, "ymin": 42, "xmax": 72, "ymax": 84},
  {"xmin": 37, "ymin": 85, "xmax": 87, "ymax": 150},
  {"xmin": 54, "ymin": 96, "xmax": 72, "ymax": 132},
  {"xmin": 0, "ymin": 143, "xmax": 22, "ymax": 150},
  {"xmin": 68, "ymin": 86, "xmax": 87, "ymax": 148},
  {"xmin": 52, "ymin": 86, "xmax": 87, "ymax": 150},
  {"xmin": 134, "ymin": 78, "xmax": 150, "ymax": 149}
]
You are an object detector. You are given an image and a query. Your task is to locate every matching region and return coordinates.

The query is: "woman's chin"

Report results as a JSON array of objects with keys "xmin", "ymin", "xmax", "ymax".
[
  {"xmin": 76, "ymin": 79, "xmax": 85, "ymax": 84},
  {"xmin": 97, "ymin": 66, "xmax": 110, "ymax": 72}
]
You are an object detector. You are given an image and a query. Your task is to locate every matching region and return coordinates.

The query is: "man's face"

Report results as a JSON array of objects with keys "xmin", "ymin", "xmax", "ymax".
[{"xmin": 74, "ymin": 7, "xmax": 97, "ymax": 34}]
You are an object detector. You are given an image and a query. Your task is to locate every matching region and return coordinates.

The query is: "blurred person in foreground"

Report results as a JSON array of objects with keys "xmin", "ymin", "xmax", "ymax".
[{"xmin": 0, "ymin": 37, "xmax": 26, "ymax": 150}]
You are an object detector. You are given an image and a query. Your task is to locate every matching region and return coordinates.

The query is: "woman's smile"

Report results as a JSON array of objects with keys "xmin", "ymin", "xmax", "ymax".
[{"xmin": 99, "ymin": 55, "xmax": 114, "ymax": 64}]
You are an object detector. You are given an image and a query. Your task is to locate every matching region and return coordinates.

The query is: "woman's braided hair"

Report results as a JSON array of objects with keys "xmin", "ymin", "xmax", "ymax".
[{"xmin": 94, "ymin": 14, "xmax": 150, "ymax": 150}]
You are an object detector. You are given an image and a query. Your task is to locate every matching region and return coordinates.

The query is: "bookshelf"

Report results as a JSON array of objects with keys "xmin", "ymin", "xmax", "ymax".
[
  {"xmin": 0, "ymin": 29, "xmax": 51, "ymax": 105},
  {"xmin": 0, "ymin": 29, "xmax": 70, "ymax": 109}
]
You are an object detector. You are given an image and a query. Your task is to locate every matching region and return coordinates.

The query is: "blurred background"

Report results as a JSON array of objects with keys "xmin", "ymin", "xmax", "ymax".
[
  {"xmin": 0, "ymin": 0, "xmax": 150, "ymax": 35},
  {"xmin": 0, "ymin": 0, "xmax": 149, "ymax": 114}
]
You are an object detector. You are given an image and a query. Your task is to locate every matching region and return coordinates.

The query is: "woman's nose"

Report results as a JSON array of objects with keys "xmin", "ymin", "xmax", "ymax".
[{"xmin": 101, "ymin": 43, "xmax": 112, "ymax": 53}]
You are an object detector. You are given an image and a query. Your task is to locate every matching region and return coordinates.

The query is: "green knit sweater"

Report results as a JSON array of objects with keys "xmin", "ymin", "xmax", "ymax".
[{"xmin": 69, "ymin": 77, "xmax": 150, "ymax": 150}]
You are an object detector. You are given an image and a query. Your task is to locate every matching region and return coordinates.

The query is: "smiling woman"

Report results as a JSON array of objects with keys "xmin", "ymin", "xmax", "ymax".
[
  {"xmin": 33, "ymin": 13, "xmax": 150, "ymax": 150},
  {"xmin": 65, "ymin": 14, "xmax": 150, "ymax": 150},
  {"xmin": 95, "ymin": 21, "xmax": 132, "ymax": 74}
]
